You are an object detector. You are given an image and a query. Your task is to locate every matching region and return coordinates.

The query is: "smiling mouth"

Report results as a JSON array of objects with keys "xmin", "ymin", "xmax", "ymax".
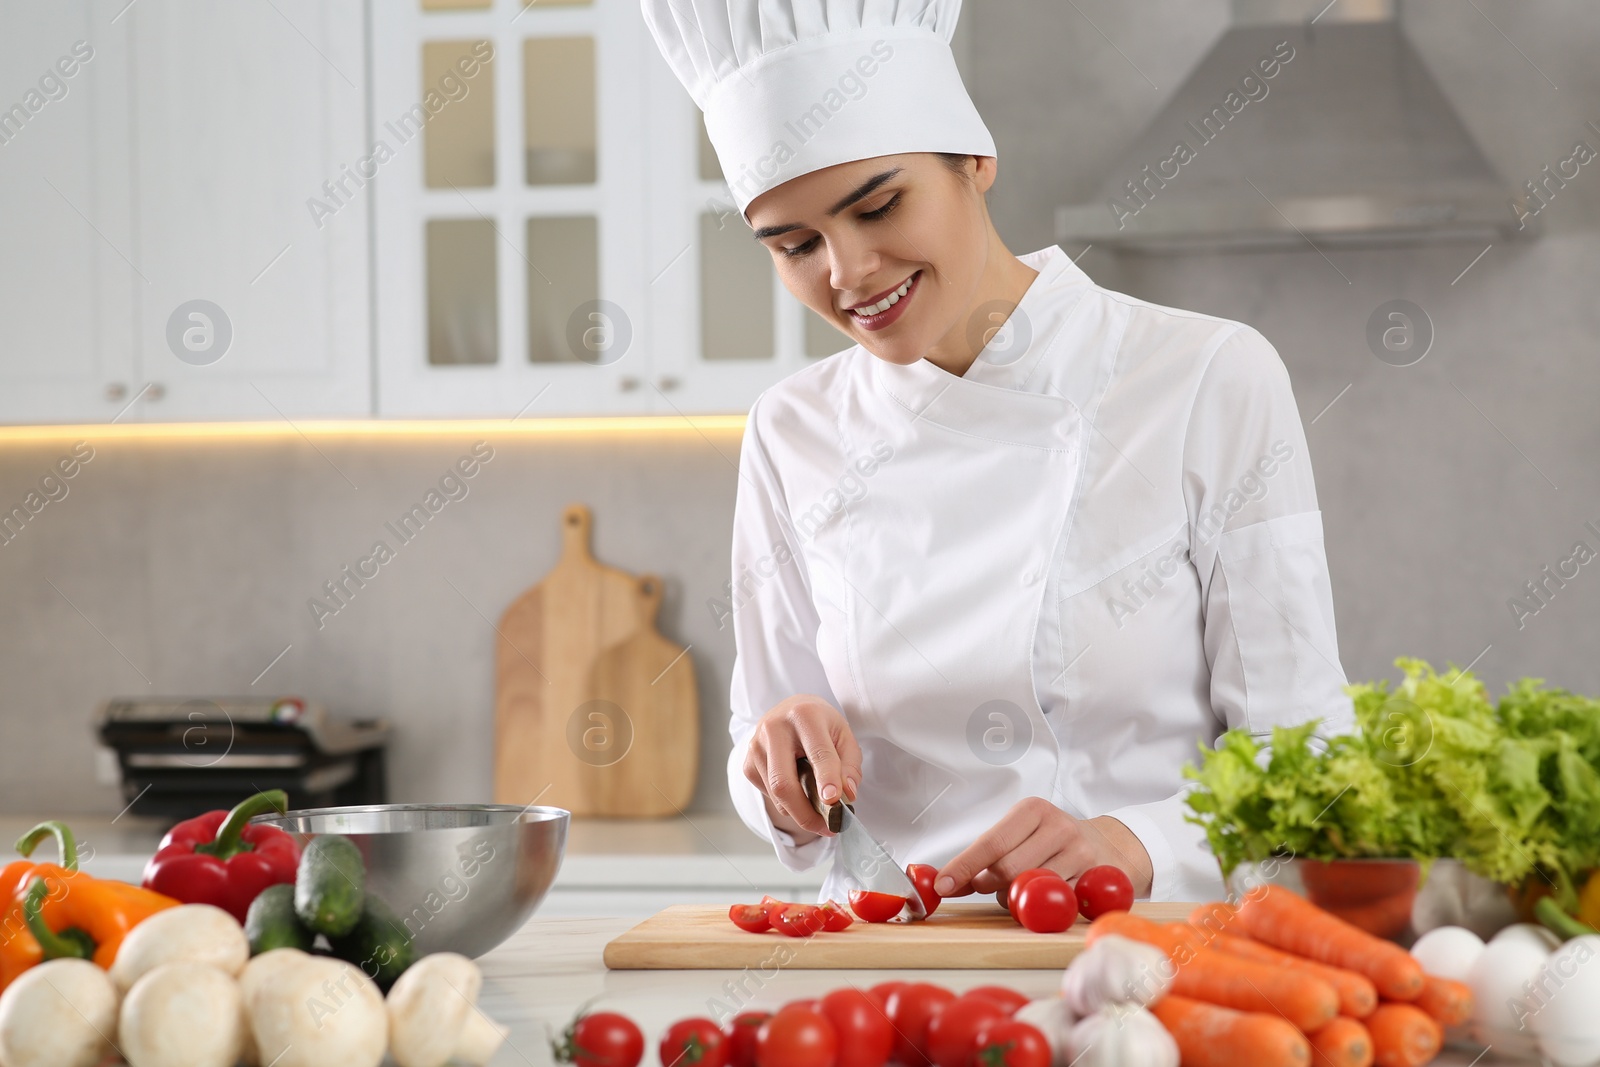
[{"xmin": 847, "ymin": 271, "xmax": 919, "ymax": 318}]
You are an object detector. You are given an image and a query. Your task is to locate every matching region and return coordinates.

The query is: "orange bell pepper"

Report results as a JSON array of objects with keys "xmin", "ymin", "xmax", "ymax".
[{"xmin": 0, "ymin": 821, "xmax": 178, "ymax": 992}]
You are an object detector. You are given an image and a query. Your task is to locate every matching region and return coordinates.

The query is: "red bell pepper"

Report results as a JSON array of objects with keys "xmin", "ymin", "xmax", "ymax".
[{"xmin": 141, "ymin": 790, "xmax": 300, "ymax": 923}]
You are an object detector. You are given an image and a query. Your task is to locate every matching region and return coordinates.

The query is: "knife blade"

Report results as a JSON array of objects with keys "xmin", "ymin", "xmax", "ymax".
[{"xmin": 796, "ymin": 756, "xmax": 926, "ymax": 921}]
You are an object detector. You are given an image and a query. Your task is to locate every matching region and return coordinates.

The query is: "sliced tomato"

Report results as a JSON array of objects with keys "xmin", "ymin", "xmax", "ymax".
[
  {"xmin": 818, "ymin": 899, "xmax": 855, "ymax": 932},
  {"xmin": 729, "ymin": 903, "xmax": 772, "ymax": 934},
  {"xmin": 961, "ymin": 986, "xmax": 1030, "ymax": 1015},
  {"xmin": 906, "ymin": 863, "xmax": 941, "ymax": 918},
  {"xmin": 771, "ymin": 903, "xmax": 827, "ymax": 938},
  {"xmin": 849, "ymin": 889, "xmax": 908, "ymax": 923}
]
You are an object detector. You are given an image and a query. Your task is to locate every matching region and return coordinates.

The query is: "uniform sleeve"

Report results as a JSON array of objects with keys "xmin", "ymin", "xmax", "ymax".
[
  {"xmin": 1105, "ymin": 325, "xmax": 1356, "ymax": 902},
  {"xmin": 724, "ymin": 393, "xmax": 839, "ymax": 872}
]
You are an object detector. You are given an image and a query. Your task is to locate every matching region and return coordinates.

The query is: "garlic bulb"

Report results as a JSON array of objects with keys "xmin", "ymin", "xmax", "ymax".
[
  {"xmin": 1013, "ymin": 998, "xmax": 1078, "ymax": 1067},
  {"xmin": 1061, "ymin": 935, "xmax": 1172, "ymax": 1015},
  {"xmin": 1066, "ymin": 1004, "xmax": 1178, "ymax": 1067}
]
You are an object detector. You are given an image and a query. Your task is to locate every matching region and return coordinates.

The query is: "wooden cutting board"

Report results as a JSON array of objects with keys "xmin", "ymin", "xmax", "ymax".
[
  {"xmin": 493, "ymin": 503, "xmax": 698, "ymax": 815},
  {"xmin": 603, "ymin": 902, "xmax": 1196, "ymax": 969}
]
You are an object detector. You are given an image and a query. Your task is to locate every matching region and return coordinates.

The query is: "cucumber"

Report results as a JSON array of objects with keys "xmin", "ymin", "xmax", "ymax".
[
  {"xmin": 330, "ymin": 892, "xmax": 416, "ymax": 991},
  {"xmin": 293, "ymin": 835, "xmax": 366, "ymax": 938},
  {"xmin": 244, "ymin": 883, "xmax": 314, "ymax": 954}
]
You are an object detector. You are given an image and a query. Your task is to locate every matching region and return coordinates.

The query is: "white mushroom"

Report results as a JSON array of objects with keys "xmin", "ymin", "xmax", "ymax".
[
  {"xmin": 0, "ymin": 958, "xmax": 119, "ymax": 1067},
  {"xmin": 387, "ymin": 952, "xmax": 509, "ymax": 1067},
  {"xmin": 110, "ymin": 904, "xmax": 250, "ymax": 991},
  {"xmin": 118, "ymin": 961, "xmax": 244, "ymax": 1067},
  {"xmin": 247, "ymin": 955, "xmax": 387, "ymax": 1067},
  {"xmin": 237, "ymin": 949, "xmax": 316, "ymax": 1067}
]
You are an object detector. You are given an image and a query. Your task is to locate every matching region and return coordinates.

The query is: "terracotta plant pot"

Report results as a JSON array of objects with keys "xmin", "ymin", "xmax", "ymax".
[{"xmin": 1298, "ymin": 858, "xmax": 1421, "ymax": 939}]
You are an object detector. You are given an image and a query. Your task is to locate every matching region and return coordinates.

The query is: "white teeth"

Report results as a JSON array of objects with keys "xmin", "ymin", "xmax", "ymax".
[{"xmin": 852, "ymin": 273, "xmax": 916, "ymax": 316}]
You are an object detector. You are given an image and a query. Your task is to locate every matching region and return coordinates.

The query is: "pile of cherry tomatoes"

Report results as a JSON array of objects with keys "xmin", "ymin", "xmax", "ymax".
[
  {"xmin": 728, "ymin": 863, "xmax": 1134, "ymax": 936},
  {"xmin": 553, "ymin": 983, "xmax": 1050, "ymax": 1067}
]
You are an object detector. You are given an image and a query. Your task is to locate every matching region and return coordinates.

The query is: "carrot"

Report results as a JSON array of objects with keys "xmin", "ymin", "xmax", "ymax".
[
  {"xmin": 1188, "ymin": 900, "xmax": 1247, "ymax": 942},
  {"xmin": 1086, "ymin": 911, "xmax": 1206, "ymax": 957},
  {"xmin": 1366, "ymin": 1003, "xmax": 1441, "ymax": 1067},
  {"xmin": 1212, "ymin": 932, "xmax": 1378, "ymax": 1018},
  {"xmin": 1308, "ymin": 1017, "xmax": 1373, "ymax": 1067},
  {"xmin": 1411, "ymin": 975, "xmax": 1472, "ymax": 1028},
  {"xmin": 1089, "ymin": 910, "xmax": 1341, "ymax": 1031},
  {"xmin": 1150, "ymin": 993, "xmax": 1310, "ymax": 1067},
  {"xmin": 1236, "ymin": 886, "xmax": 1425, "ymax": 1001}
]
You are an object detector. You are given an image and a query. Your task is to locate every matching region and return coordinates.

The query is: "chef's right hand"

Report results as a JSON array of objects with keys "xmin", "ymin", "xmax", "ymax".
[{"xmin": 743, "ymin": 694, "xmax": 862, "ymax": 840}]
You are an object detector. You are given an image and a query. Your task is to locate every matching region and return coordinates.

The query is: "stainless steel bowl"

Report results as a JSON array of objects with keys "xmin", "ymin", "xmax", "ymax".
[{"xmin": 253, "ymin": 803, "xmax": 569, "ymax": 959}]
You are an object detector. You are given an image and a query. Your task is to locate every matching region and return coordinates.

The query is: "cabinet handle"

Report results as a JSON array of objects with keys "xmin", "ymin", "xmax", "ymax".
[
  {"xmin": 657, "ymin": 376, "xmax": 681, "ymax": 392},
  {"xmin": 105, "ymin": 382, "xmax": 128, "ymax": 402},
  {"xmin": 145, "ymin": 383, "xmax": 166, "ymax": 401},
  {"xmin": 618, "ymin": 376, "xmax": 640, "ymax": 392}
]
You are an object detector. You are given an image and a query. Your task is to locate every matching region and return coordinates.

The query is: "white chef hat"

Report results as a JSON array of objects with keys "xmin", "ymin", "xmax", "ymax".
[{"xmin": 641, "ymin": 0, "xmax": 996, "ymax": 217}]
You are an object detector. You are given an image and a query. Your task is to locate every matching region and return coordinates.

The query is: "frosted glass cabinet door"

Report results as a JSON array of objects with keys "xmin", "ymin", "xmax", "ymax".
[
  {"xmin": 129, "ymin": 0, "xmax": 372, "ymax": 420},
  {"xmin": 0, "ymin": 0, "xmax": 138, "ymax": 424}
]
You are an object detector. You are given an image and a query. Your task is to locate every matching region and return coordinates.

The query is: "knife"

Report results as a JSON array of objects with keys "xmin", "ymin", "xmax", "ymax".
[{"xmin": 796, "ymin": 756, "xmax": 927, "ymax": 921}]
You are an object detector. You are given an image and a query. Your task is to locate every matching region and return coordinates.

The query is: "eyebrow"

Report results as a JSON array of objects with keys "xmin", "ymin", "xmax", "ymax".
[{"xmin": 750, "ymin": 168, "xmax": 903, "ymax": 241}]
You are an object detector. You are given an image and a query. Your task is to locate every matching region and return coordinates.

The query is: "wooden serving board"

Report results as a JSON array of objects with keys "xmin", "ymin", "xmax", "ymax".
[
  {"xmin": 494, "ymin": 503, "xmax": 698, "ymax": 816},
  {"xmin": 603, "ymin": 902, "xmax": 1195, "ymax": 970}
]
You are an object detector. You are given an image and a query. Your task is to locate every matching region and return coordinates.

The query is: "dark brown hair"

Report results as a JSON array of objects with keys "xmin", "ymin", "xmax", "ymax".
[{"xmin": 936, "ymin": 152, "xmax": 974, "ymax": 181}]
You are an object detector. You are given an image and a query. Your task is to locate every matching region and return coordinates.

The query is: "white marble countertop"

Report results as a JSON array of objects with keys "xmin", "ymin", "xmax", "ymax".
[{"xmin": 472, "ymin": 913, "xmax": 1525, "ymax": 1067}]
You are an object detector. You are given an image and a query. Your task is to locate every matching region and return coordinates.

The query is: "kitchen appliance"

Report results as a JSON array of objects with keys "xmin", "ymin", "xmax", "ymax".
[
  {"xmin": 494, "ymin": 503, "xmax": 698, "ymax": 816},
  {"xmin": 96, "ymin": 696, "xmax": 389, "ymax": 821},
  {"xmin": 253, "ymin": 803, "xmax": 569, "ymax": 959},
  {"xmin": 1055, "ymin": 0, "xmax": 1530, "ymax": 251},
  {"xmin": 603, "ymin": 901, "xmax": 1194, "ymax": 969}
]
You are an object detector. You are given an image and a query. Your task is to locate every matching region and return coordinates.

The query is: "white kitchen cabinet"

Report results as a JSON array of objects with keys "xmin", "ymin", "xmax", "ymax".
[
  {"xmin": 0, "ymin": 1, "xmax": 139, "ymax": 424},
  {"xmin": 128, "ymin": 0, "xmax": 372, "ymax": 420},
  {"xmin": 0, "ymin": 0, "xmax": 371, "ymax": 425}
]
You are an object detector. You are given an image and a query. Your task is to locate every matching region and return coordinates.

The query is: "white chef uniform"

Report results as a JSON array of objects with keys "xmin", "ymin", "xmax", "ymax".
[
  {"xmin": 720, "ymin": 243, "xmax": 1356, "ymax": 903},
  {"xmin": 640, "ymin": 0, "xmax": 1355, "ymax": 902}
]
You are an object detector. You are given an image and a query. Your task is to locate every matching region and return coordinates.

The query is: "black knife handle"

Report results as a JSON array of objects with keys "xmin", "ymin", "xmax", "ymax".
[{"xmin": 795, "ymin": 756, "xmax": 846, "ymax": 833}]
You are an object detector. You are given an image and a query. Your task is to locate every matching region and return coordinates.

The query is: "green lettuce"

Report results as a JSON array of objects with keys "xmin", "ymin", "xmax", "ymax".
[{"xmin": 1184, "ymin": 656, "xmax": 1600, "ymax": 904}]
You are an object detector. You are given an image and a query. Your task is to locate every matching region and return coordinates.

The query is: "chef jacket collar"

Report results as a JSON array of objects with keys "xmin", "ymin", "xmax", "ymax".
[{"xmin": 870, "ymin": 244, "xmax": 1092, "ymax": 449}]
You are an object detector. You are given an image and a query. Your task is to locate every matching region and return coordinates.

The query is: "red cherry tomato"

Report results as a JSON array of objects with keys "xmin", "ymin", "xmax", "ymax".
[
  {"xmin": 771, "ymin": 903, "xmax": 827, "ymax": 938},
  {"xmin": 1013, "ymin": 875, "xmax": 1077, "ymax": 933},
  {"xmin": 660, "ymin": 1018, "xmax": 729, "ymax": 1067},
  {"xmin": 560, "ymin": 1011, "xmax": 645, "ymax": 1067},
  {"xmin": 729, "ymin": 903, "xmax": 772, "ymax": 933},
  {"xmin": 757, "ymin": 1005, "xmax": 838, "ymax": 1067},
  {"xmin": 849, "ymin": 890, "xmax": 907, "ymax": 923},
  {"xmin": 868, "ymin": 980, "xmax": 908, "ymax": 1006},
  {"xmin": 818, "ymin": 900, "xmax": 855, "ymax": 932},
  {"xmin": 884, "ymin": 982, "xmax": 957, "ymax": 1067},
  {"xmin": 1074, "ymin": 865, "xmax": 1134, "ymax": 920},
  {"xmin": 906, "ymin": 863, "xmax": 942, "ymax": 918},
  {"xmin": 1004, "ymin": 869, "xmax": 1058, "ymax": 917},
  {"xmin": 970, "ymin": 1020, "xmax": 1051, "ymax": 1067},
  {"xmin": 961, "ymin": 986, "xmax": 1030, "ymax": 1015},
  {"xmin": 925, "ymin": 995, "xmax": 1008, "ymax": 1067},
  {"xmin": 725, "ymin": 1011, "xmax": 772, "ymax": 1067},
  {"xmin": 820, "ymin": 988, "xmax": 894, "ymax": 1067}
]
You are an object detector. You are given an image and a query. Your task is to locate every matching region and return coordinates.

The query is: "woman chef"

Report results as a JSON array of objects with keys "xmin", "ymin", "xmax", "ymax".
[{"xmin": 642, "ymin": 0, "xmax": 1356, "ymax": 904}]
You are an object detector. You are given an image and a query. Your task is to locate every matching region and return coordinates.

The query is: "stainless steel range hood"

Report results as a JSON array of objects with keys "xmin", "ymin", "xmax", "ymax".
[{"xmin": 1055, "ymin": 0, "xmax": 1534, "ymax": 253}]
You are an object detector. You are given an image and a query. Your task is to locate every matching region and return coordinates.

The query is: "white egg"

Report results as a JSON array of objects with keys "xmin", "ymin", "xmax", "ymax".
[
  {"xmin": 1411, "ymin": 926, "xmax": 1486, "ymax": 981},
  {"xmin": 1467, "ymin": 935, "xmax": 1552, "ymax": 1059},
  {"xmin": 1528, "ymin": 935, "xmax": 1600, "ymax": 1067},
  {"xmin": 1490, "ymin": 923, "xmax": 1561, "ymax": 952}
]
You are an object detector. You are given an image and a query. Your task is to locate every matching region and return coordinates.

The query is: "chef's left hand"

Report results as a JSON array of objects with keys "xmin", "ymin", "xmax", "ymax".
[{"xmin": 932, "ymin": 797, "xmax": 1154, "ymax": 900}]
